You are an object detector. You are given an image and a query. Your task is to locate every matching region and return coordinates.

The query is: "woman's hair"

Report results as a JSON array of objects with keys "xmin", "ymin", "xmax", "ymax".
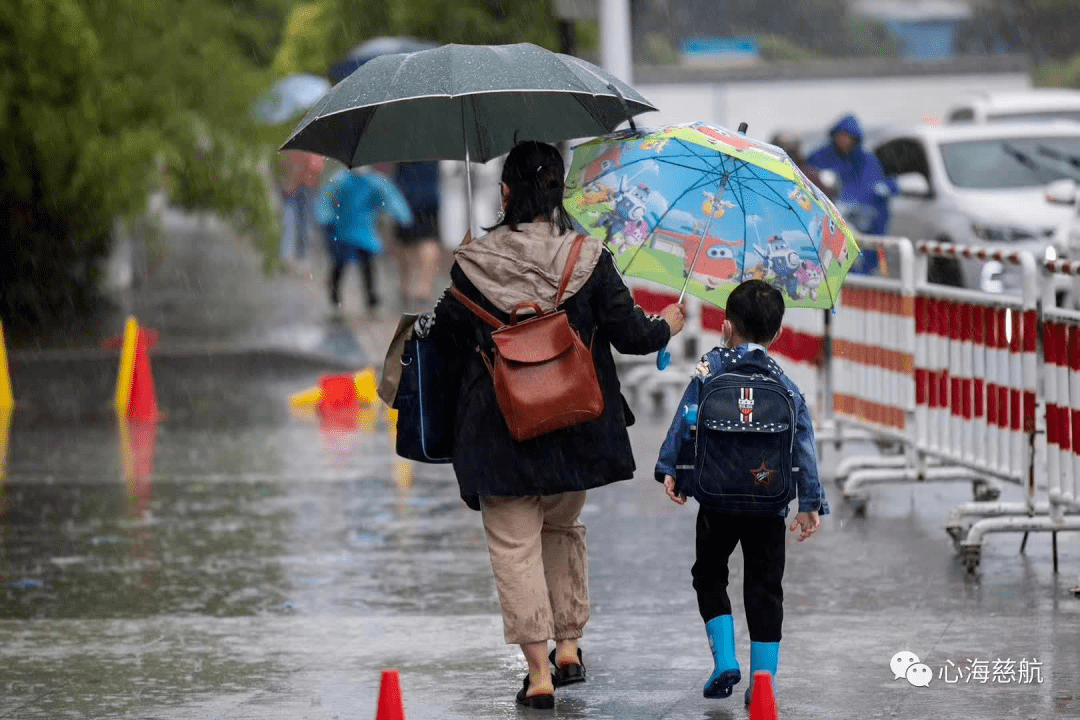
[{"xmin": 491, "ymin": 141, "xmax": 573, "ymax": 233}]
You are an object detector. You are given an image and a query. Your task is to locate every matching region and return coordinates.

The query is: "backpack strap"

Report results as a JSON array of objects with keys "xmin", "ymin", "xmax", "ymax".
[
  {"xmin": 449, "ymin": 285, "xmax": 503, "ymax": 329},
  {"xmin": 554, "ymin": 234, "xmax": 589, "ymax": 307}
]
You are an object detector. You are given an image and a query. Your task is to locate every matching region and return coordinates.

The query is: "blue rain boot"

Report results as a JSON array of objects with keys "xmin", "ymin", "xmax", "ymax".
[
  {"xmin": 703, "ymin": 615, "xmax": 741, "ymax": 698},
  {"xmin": 744, "ymin": 641, "xmax": 779, "ymax": 705}
]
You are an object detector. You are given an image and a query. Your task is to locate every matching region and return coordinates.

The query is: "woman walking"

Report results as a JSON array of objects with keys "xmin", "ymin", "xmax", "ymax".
[{"xmin": 426, "ymin": 141, "xmax": 686, "ymax": 708}]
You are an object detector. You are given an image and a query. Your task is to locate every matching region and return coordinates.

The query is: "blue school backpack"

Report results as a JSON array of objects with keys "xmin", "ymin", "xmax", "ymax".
[{"xmin": 690, "ymin": 349, "xmax": 798, "ymax": 514}]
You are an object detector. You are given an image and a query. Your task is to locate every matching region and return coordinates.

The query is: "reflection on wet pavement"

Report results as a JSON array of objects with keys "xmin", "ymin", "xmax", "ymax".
[
  {"xmin": 1, "ymin": 359, "xmax": 1078, "ymax": 719},
  {"xmin": 1, "ymin": 415, "xmax": 486, "ymax": 621}
]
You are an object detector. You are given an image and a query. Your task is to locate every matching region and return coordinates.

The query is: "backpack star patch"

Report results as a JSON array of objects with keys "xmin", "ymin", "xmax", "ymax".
[{"xmin": 750, "ymin": 461, "xmax": 777, "ymax": 486}]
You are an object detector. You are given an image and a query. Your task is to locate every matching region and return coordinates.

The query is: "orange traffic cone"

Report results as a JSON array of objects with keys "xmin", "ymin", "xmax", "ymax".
[
  {"xmin": 128, "ymin": 329, "xmax": 158, "ymax": 421},
  {"xmin": 111, "ymin": 317, "xmax": 158, "ymax": 422},
  {"xmin": 748, "ymin": 671, "xmax": 778, "ymax": 720},
  {"xmin": 0, "ymin": 321, "xmax": 13, "ymax": 413},
  {"xmin": 318, "ymin": 374, "xmax": 360, "ymax": 430},
  {"xmin": 318, "ymin": 374, "xmax": 358, "ymax": 414},
  {"xmin": 376, "ymin": 668, "xmax": 405, "ymax": 720},
  {"xmin": 0, "ymin": 405, "xmax": 11, "ymax": 484}
]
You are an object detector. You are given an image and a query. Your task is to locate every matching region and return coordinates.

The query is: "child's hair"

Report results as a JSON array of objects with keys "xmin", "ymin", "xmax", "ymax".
[
  {"xmin": 492, "ymin": 141, "xmax": 572, "ymax": 233},
  {"xmin": 725, "ymin": 280, "xmax": 784, "ymax": 344}
]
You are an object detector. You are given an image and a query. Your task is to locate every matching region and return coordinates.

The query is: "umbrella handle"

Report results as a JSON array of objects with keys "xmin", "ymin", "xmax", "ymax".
[{"xmin": 656, "ymin": 345, "xmax": 671, "ymax": 370}]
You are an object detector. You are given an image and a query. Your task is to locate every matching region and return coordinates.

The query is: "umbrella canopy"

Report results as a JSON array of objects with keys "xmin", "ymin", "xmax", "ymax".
[
  {"xmin": 329, "ymin": 36, "xmax": 438, "ymax": 83},
  {"xmin": 254, "ymin": 74, "xmax": 331, "ymax": 125},
  {"xmin": 281, "ymin": 42, "xmax": 656, "ymax": 167},
  {"xmin": 564, "ymin": 122, "xmax": 860, "ymax": 309}
]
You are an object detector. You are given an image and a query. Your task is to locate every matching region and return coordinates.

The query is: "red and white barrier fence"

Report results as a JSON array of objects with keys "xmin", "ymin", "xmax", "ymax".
[
  {"xmin": 1042, "ymin": 259, "xmax": 1080, "ymax": 516},
  {"xmin": 615, "ymin": 237, "xmax": 1078, "ymax": 588},
  {"xmin": 948, "ymin": 261, "xmax": 1080, "ymax": 580},
  {"xmin": 831, "ymin": 261, "xmax": 916, "ymax": 439},
  {"xmin": 826, "ymin": 240, "xmax": 1077, "ymax": 585},
  {"xmin": 911, "ymin": 242, "xmax": 1039, "ymax": 487},
  {"xmin": 837, "ymin": 241, "xmax": 1039, "ymax": 512}
]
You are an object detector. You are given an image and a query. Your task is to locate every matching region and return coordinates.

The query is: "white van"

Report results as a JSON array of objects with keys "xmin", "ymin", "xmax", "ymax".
[{"xmin": 946, "ymin": 89, "xmax": 1080, "ymax": 124}]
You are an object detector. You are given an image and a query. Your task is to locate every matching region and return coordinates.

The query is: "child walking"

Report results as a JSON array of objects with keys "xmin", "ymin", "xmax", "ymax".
[
  {"xmin": 316, "ymin": 166, "xmax": 413, "ymax": 313},
  {"xmin": 654, "ymin": 279, "xmax": 829, "ymax": 704}
]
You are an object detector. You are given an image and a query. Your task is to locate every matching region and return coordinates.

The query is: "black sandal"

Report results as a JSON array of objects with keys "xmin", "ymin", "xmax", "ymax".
[
  {"xmin": 516, "ymin": 675, "xmax": 555, "ymax": 709},
  {"xmin": 548, "ymin": 648, "xmax": 586, "ymax": 687}
]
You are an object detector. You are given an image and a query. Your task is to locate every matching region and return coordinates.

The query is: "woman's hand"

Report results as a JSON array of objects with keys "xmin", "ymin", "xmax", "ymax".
[{"xmin": 660, "ymin": 303, "xmax": 687, "ymax": 336}]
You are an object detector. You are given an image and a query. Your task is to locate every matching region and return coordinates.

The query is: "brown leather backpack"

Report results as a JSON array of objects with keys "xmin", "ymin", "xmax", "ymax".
[{"xmin": 449, "ymin": 234, "xmax": 605, "ymax": 441}]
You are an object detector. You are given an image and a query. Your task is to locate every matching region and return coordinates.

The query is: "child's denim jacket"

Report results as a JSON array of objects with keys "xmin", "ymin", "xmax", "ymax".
[{"xmin": 654, "ymin": 344, "xmax": 830, "ymax": 517}]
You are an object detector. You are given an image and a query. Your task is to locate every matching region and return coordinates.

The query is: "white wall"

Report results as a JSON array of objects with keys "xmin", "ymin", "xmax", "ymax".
[{"xmin": 635, "ymin": 71, "xmax": 1031, "ymax": 145}]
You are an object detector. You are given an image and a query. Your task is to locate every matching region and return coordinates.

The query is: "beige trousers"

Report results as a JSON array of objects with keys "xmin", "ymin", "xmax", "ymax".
[{"xmin": 480, "ymin": 492, "xmax": 590, "ymax": 645}]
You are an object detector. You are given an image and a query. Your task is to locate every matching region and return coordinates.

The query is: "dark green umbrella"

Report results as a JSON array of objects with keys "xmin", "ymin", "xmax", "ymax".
[{"xmin": 281, "ymin": 42, "xmax": 655, "ymax": 167}]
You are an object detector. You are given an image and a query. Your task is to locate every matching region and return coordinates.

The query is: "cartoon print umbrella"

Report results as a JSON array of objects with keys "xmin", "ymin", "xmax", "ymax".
[{"xmin": 564, "ymin": 121, "xmax": 860, "ymax": 311}]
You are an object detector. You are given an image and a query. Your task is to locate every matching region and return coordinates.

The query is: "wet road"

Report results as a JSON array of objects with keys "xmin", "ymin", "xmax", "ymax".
[
  {"xmin": 2, "ymin": 215, "xmax": 1078, "ymax": 719},
  {"xmin": 1, "ymin": 368, "xmax": 1077, "ymax": 719}
]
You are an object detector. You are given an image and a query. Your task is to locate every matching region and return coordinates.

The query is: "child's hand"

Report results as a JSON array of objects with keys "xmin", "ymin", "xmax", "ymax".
[
  {"xmin": 789, "ymin": 511, "xmax": 820, "ymax": 542},
  {"xmin": 663, "ymin": 475, "xmax": 686, "ymax": 506}
]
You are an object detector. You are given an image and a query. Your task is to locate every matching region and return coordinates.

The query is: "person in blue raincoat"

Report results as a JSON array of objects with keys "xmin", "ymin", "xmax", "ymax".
[
  {"xmin": 317, "ymin": 167, "xmax": 413, "ymax": 311},
  {"xmin": 808, "ymin": 114, "xmax": 896, "ymax": 273}
]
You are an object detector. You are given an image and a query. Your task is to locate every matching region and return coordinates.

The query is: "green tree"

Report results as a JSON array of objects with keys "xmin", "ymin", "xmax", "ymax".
[
  {"xmin": 1035, "ymin": 54, "xmax": 1080, "ymax": 89},
  {"xmin": 0, "ymin": 0, "xmax": 291, "ymax": 329},
  {"xmin": 272, "ymin": 0, "xmax": 563, "ymax": 80},
  {"xmin": 963, "ymin": 0, "xmax": 1080, "ymax": 62},
  {"xmin": 388, "ymin": 0, "xmax": 560, "ymax": 48},
  {"xmin": 2, "ymin": 0, "xmax": 566, "ymax": 329},
  {"xmin": 271, "ymin": 2, "xmax": 338, "ymax": 76}
]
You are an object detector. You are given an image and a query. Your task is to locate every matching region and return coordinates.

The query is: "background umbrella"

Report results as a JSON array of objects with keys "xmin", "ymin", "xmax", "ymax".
[
  {"xmin": 564, "ymin": 122, "xmax": 860, "ymax": 365},
  {"xmin": 281, "ymin": 42, "xmax": 656, "ymax": 233},
  {"xmin": 329, "ymin": 36, "xmax": 438, "ymax": 84},
  {"xmin": 253, "ymin": 74, "xmax": 331, "ymax": 125}
]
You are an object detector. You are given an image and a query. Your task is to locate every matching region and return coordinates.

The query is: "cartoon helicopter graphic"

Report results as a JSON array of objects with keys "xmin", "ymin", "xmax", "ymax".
[
  {"xmin": 788, "ymin": 185, "xmax": 813, "ymax": 212},
  {"xmin": 702, "ymin": 191, "xmax": 736, "ymax": 218}
]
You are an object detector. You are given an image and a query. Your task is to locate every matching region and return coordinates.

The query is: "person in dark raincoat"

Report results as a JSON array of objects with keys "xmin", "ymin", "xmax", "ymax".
[
  {"xmin": 808, "ymin": 114, "xmax": 897, "ymax": 273},
  {"xmin": 769, "ymin": 132, "xmax": 838, "ymax": 200},
  {"xmin": 424, "ymin": 141, "xmax": 686, "ymax": 708},
  {"xmin": 394, "ymin": 161, "xmax": 442, "ymax": 309}
]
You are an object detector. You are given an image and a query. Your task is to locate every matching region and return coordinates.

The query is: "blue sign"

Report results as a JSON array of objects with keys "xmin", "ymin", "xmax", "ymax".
[{"xmin": 682, "ymin": 37, "xmax": 761, "ymax": 59}]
